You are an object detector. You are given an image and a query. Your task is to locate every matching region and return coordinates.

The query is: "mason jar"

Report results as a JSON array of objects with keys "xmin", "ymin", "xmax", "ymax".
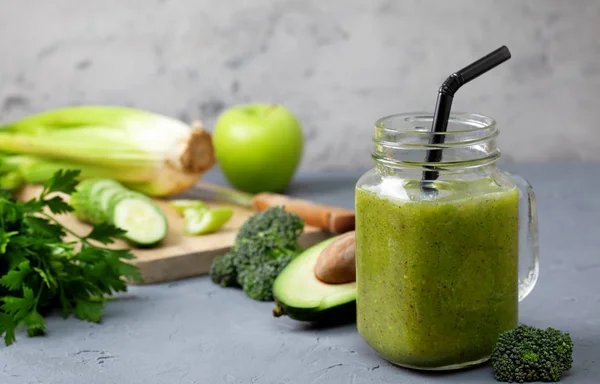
[{"xmin": 355, "ymin": 112, "xmax": 539, "ymax": 370}]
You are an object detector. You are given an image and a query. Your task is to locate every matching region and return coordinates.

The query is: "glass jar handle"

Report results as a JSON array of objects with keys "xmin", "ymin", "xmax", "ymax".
[{"xmin": 506, "ymin": 172, "xmax": 540, "ymax": 301}]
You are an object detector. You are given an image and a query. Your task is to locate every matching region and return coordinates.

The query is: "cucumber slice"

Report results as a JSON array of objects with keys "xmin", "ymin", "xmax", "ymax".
[
  {"xmin": 183, "ymin": 208, "xmax": 233, "ymax": 235},
  {"xmin": 71, "ymin": 179, "xmax": 122, "ymax": 223},
  {"xmin": 70, "ymin": 191, "xmax": 94, "ymax": 222},
  {"xmin": 71, "ymin": 179, "xmax": 103, "ymax": 222},
  {"xmin": 72, "ymin": 178, "xmax": 168, "ymax": 247},
  {"xmin": 88, "ymin": 179, "xmax": 122, "ymax": 200},
  {"xmin": 75, "ymin": 178, "xmax": 102, "ymax": 195},
  {"xmin": 96, "ymin": 185, "xmax": 127, "ymax": 222},
  {"xmin": 112, "ymin": 196, "xmax": 168, "ymax": 246},
  {"xmin": 107, "ymin": 190, "xmax": 148, "ymax": 220},
  {"xmin": 86, "ymin": 180, "xmax": 123, "ymax": 223},
  {"xmin": 169, "ymin": 199, "xmax": 208, "ymax": 215}
]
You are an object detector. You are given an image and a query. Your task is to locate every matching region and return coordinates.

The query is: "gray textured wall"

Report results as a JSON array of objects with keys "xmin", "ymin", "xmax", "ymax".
[{"xmin": 1, "ymin": 0, "xmax": 599, "ymax": 171}]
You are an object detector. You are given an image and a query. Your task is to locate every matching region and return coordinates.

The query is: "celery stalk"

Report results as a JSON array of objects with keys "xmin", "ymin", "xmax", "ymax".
[{"xmin": 0, "ymin": 106, "xmax": 215, "ymax": 196}]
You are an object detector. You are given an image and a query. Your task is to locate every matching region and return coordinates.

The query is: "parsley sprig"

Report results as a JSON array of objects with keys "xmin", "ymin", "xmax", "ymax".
[{"xmin": 0, "ymin": 170, "xmax": 141, "ymax": 346}]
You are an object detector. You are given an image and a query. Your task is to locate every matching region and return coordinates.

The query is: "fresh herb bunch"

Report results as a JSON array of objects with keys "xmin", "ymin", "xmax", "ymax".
[{"xmin": 0, "ymin": 170, "xmax": 141, "ymax": 346}]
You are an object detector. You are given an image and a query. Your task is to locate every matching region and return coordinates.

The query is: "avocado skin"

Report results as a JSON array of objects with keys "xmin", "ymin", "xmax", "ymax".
[{"xmin": 273, "ymin": 299, "xmax": 356, "ymax": 324}]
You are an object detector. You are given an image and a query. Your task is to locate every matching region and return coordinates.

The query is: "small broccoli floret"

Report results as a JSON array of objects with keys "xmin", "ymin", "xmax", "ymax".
[
  {"xmin": 209, "ymin": 252, "xmax": 237, "ymax": 287},
  {"xmin": 209, "ymin": 206, "xmax": 304, "ymax": 301},
  {"xmin": 239, "ymin": 255, "xmax": 294, "ymax": 301},
  {"xmin": 491, "ymin": 324, "xmax": 574, "ymax": 383},
  {"xmin": 235, "ymin": 206, "xmax": 304, "ymax": 251}
]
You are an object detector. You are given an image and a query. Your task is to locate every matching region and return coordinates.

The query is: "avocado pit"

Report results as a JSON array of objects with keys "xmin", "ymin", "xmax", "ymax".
[{"xmin": 314, "ymin": 231, "xmax": 356, "ymax": 284}]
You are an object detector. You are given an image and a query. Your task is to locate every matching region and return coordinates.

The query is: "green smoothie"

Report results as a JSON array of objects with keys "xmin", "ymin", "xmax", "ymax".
[{"xmin": 355, "ymin": 181, "xmax": 519, "ymax": 369}]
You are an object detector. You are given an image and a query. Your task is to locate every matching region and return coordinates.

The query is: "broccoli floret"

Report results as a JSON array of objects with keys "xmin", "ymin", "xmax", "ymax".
[
  {"xmin": 209, "ymin": 206, "xmax": 304, "ymax": 301},
  {"xmin": 238, "ymin": 255, "xmax": 294, "ymax": 301},
  {"xmin": 235, "ymin": 205, "xmax": 304, "ymax": 251},
  {"xmin": 209, "ymin": 252, "xmax": 237, "ymax": 287},
  {"xmin": 491, "ymin": 324, "xmax": 574, "ymax": 383}
]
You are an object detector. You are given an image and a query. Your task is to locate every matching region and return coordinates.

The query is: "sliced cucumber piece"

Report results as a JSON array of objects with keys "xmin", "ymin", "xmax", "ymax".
[
  {"xmin": 107, "ymin": 190, "xmax": 149, "ymax": 220},
  {"xmin": 86, "ymin": 180, "xmax": 123, "ymax": 223},
  {"xmin": 183, "ymin": 208, "xmax": 233, "ymax": 235},
  {"xmin": 75, "ymin": 178, "xmax": 101, "ymax": 195},
  {"xmin": 98, "ymin": 186, "xmax": 127, "ymax": 219},
  {"xmin": 71, "ymin": 179, "xmax": 122, "ymax": 223},
  {"xmin": 169, "ymin": 199, "xmax": 208, "ymax": 215},
  {"xmin": 112, "ymin": 196, "xmax": 168, "ymax": 246},
  {"xmin": 71, "ymin": 179, "xmax": 102, "ymax": 222},
  {"xmin": 71, "ymin": 178, "xmax": 168, "ymax": 247},
  {"xmin": 70, "ymin": 190, "xmax": 94, "ymax": 222},
  {"xmin": 88, "ymin": 179, "xmax": 122, "ymax": 200}
]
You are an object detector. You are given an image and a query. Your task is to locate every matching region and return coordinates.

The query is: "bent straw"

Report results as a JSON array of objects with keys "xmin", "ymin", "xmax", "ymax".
[{"xmin": 421, "ymin": 46, "xmax": 512, "ymax": 191}]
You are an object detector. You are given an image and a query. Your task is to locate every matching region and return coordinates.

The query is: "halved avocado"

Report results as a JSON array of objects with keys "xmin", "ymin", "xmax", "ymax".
[{"xmin": 272, "ymin": 237, "xmax": 357, "ymax": 323}]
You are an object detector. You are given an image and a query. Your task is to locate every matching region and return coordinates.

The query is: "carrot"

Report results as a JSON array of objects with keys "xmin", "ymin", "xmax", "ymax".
[{"xmin": 252, "ymin": 193, "xmax": 355, "ymax": 234}]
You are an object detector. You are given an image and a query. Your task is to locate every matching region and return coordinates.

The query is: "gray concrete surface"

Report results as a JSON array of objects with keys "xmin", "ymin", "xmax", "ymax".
[
  {"xmin": 1, "ymin": 1, "xmax": 600, "ymax": 170},
  {"xmin": 0, "ymin": 163, "xmax": 598, "ymax": 383}
]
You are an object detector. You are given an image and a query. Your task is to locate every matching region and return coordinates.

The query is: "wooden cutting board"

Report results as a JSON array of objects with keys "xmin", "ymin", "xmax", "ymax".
[{"xmin": 17, "ymin": 185, "xmax": 333, "ymax": 285}]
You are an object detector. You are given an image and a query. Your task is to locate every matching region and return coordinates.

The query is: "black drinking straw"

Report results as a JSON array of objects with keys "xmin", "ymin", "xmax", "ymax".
[{"xmin": 421, "ymin": 46, "xmax": 512, "ymax": 191}]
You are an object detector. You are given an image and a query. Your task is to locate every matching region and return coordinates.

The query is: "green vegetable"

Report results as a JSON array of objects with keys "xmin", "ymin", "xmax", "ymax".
[
  {"xmin": 168, "ymin": 199, "xmax": 232, "ymax": 236},
  {"xmin": 183, "ymin": 207, "xmax": 233, "ymax": 235},
  {"xmin": 209, "ymin": 252, "xmax": 237, "ymax": 287},
  {"xmin": 0, "ymin": 106, "xmax": 215, "ymax": 196},
  {"xmin": 71, "ymin": 179, "xmax": 168, "ymax": 246},
  {"xmin": 272, "ymin": 237, "xmax": 356, "ymax": 323},
  {"xmin": 238, "ymin": 255, "xmax": 294, "ymax": 301},
  {"xmin": 0, "ymin": 169, "xmax": 141, "ymax": 346},
  {"xmin": 491, "ymin": 324, "xmax": 574, "ymax": 383},
  {"xmin": 111, "ymin": 194, "xmax": 168, "ymax": 246},
  {"xmin": 209, "ymin": 206, "xmax": 304, "ymax": 301},
  {"xmin": 169, "ymin": 199, "xmax": 209, "ymax": 214},
  {"xmin": 70, "ymin": 179, "xmax": 123, "ymax": 223}
]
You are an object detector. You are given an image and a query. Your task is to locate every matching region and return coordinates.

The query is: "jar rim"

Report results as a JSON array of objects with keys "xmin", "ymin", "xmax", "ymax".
[
  {"xmin": 372, "ymin": 112, "xmax": 500, "ymax": 169},
  {"xmin": 374, "ymin": 112, "xmax": 497, "ymax": 136}
]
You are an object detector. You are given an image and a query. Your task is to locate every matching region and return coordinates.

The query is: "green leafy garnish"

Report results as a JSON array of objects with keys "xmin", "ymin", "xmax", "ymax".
[{"xmin": 0, "ymin": 169, "xmax": 142, "ymax": 346}]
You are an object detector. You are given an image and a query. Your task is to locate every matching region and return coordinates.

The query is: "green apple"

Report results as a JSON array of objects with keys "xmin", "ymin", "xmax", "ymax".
[{"xmin": 212, "ymin": 103, "xmax": 304, "ymax": 193}]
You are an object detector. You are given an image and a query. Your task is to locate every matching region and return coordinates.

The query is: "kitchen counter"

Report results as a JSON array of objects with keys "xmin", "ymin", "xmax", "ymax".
[{"xmin": 1, "ymin": 163, "xmax": 598, "ymax": 384}]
